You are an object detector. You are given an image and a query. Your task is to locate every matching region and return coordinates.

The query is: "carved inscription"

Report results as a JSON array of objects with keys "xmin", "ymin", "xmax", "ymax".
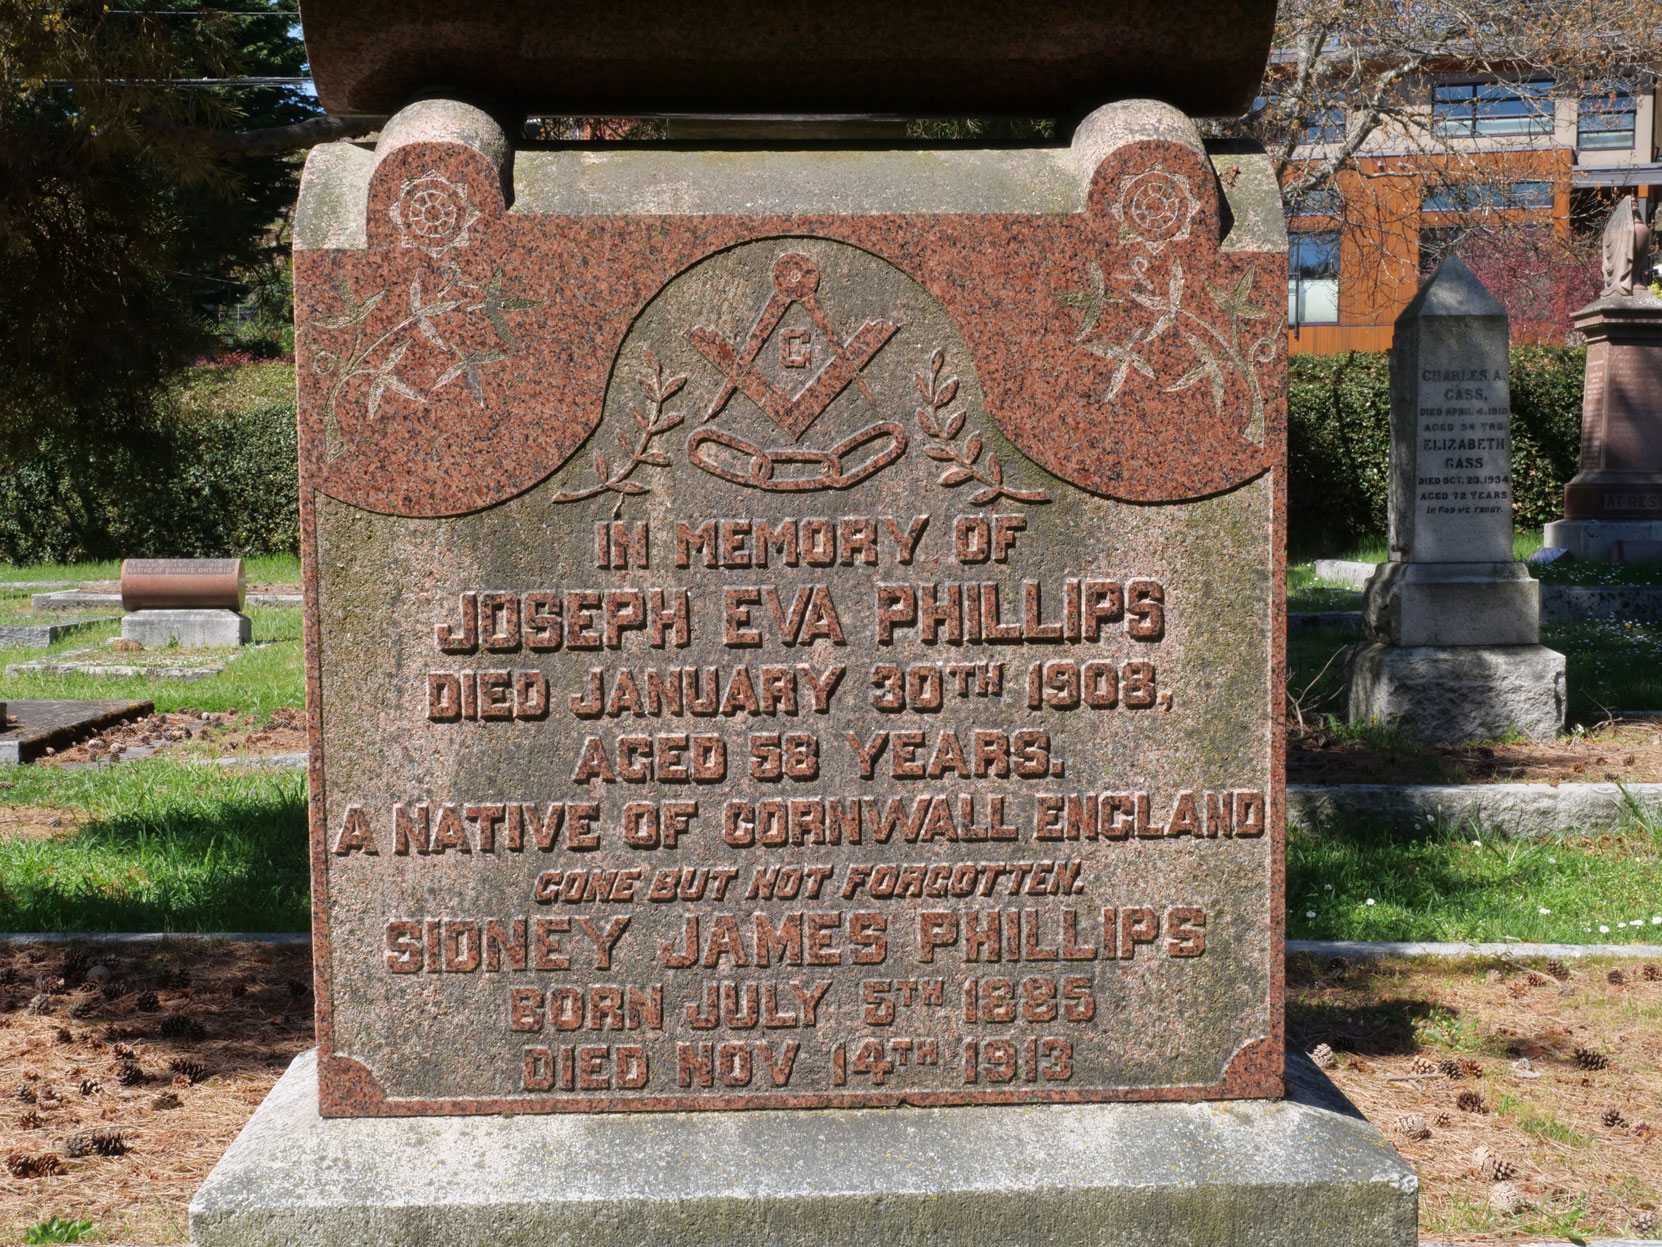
[
  {"xmin": 1415, "ymin": 366, "xmax": 1512, "ymax": 523},
  {"xmin": 315, "ymin": 237, "xmax": 1276, "ymax": 1111}
]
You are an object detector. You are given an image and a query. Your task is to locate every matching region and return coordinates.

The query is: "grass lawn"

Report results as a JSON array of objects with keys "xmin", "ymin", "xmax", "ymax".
[
  {"xmin": 0, "ymin": 599, "xmax": 308, "ymax": 932},
  {"xmin": 0, "ymin": 553, "xmax": 298, "ymax": 586},
  {"xmin": 1289, "ymin": 810, "xmax": 1662, "ymax": 944}
]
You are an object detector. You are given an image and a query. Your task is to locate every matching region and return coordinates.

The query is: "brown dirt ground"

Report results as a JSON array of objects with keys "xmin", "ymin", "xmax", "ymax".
[
  {"xmin": 42, "ymin": 707, "xmax": 306, "ymax": 768},
  {"xmin": 0, "ymin": 945, "xmax": 1652, "ymax": 1243},
  {"xmin": 0, "ymin": 941, "xmax": 312, "ymax": 1245},
  {"xmin": 0, "ymin": 809, "xmax": 89, "ymax": 844},
  {"xmin": 1289, "ymin": 953, "xmax": 1662, "ymax": 1243},
  {"xmin": 1289, "ymin": 718, "xmax": 1662, "ymax": 785}
]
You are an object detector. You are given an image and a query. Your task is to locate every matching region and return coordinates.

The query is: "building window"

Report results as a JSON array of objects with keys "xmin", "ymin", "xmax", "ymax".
[
  {"xmin": 1421, "ymin": 180, "xmax": 1555, "ymax": 213},
  {"xmin": 1579, "ymin": 88, "xmax": 1637, "ymax": 150},
  {"xmin": 1433, "ymin": 81, "xmax": 1555, "ymax": 138},
  {"xmin": 1299, "ymin": 107, "xmax": 1346, "ymax": 145},
  {"xmin": 1287, "ymin": 186, "xmax": 1343, "ymax": 220},
  {"xmin": 1288, "ymin": 231, "xmax": 1340, "ymax": 325}
]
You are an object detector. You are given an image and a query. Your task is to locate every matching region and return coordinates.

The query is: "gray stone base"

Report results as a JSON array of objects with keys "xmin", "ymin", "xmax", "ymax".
[
  {"xmin": 1544, "ymin": 518, "xmax": 1662, "ymax": 563},
  {"xmin": 122, "ymin": 610, "xmax": 250, "ymax": 649},
  {"xmin": 190, "ymin": 1049, "xmax": 1417, "ymax": 1247},
  {"xmin": 1361, "ymin": 561, "xmax": 1539, "ymax": 647},
  {"xmin": 1345, "ymin": 642, "xmax": 1566, "ymax": 743}
]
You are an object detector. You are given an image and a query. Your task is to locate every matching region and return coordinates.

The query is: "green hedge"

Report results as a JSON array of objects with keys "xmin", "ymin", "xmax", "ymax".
[
  {"xmin": 0, "ymin": 366, "xmax": 298, "ymax": 564},
  {"xmin": 1288, "ymin": 346, "xmax": 1585, "ymax": 557}
]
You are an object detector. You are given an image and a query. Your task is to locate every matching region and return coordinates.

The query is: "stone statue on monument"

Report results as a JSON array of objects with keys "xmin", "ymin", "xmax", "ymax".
[{"xmin": 1601, "ymin": 195, "xmax": 1652, "ymax": 297}]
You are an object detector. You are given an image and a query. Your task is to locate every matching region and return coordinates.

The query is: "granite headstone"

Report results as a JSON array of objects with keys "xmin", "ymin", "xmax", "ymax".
[
  {"xmin": 191, "ymin": 3, "xmax": 1419, "ymax": 1242},
  {"xmin": 1348, "ymin": 258, "xmax": 1565, "ymax": 742}
]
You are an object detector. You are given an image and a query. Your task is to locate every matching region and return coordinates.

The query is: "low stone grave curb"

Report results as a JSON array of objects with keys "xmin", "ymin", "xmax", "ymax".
[
  {"xmin": 0, "ymin": 618, "xmax": 120, "ymax": 648},
  {"xmin": 5, "ymin": 648, "xmax": 227, "ymax": 682},
  {"xmin": 1312, "ymin": 558, "xmax": 1376, "ymax": 590},
  {"xmin": 0, "ymin": 615, "xmax": 119, "ymax": 647},
  {"xmin": 1289, "ymin": 781, "xmax": 1662, "ymax": 838}
]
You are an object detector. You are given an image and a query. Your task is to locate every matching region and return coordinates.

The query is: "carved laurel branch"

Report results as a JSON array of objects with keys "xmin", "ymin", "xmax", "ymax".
[
  {"xmin": 310, "ymin": 266, "xmax": 540, "ymax": 437},
  {"xmin": 914, "ymin": 349, "xmax": 1049, "ymax": 505},
  {"xmin": 552, "ymin": 348, "xmax": 684, "ymax": 504}
]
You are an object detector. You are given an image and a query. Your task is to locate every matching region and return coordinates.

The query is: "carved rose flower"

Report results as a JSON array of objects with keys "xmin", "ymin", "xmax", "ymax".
[
  {"xmin": 392, "ymin": 171, "xmax": 478, "ymax": 256},
  {"xmin": 1115, "ymin": 168, "xmax": 1197, "ymax": 250}
]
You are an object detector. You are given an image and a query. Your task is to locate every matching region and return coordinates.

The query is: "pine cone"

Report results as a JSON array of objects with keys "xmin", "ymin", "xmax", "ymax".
[
  {"xmin": 1456, "ymin": 1089, "xmax": 1487, "ymax": 1113},
  {"xmin": 1575, "ymin": 1046, "xmax": 1610, "ymax": 1071},
  {"xmin": 1507, "ymin": 978, "xmax": 1529, "ymax": 997},
  {"xmin": 1602, "ymin": 1107, "xmax": 1628, "ymax": 1129},
  {"xmin": 151, "ymin": 1091, "xmax": 181, "ymax": 1111},
  {"xmin": 111, "ymin": 1043, "xmax": 135, "ymax": 1060},
  {"xmin": 169, "ymin": 1058, "xmax": 208, "ymax": 1085},
  {"xmin": 53, "ymin": 1027, "xmax": 72, "ymax": 1045},
  {"xmin": 1609, "ymin": 968, "xmax": 1628, "ymax": 986},
  {"xmin": 1434, "ymin": 1112, "xmax": 1451, "ymax": 1127},
  {"xmin": 1642, "ymin": 964, "xmax": 1660, "ymax": 982},
  {"xmin": 159, "ymin": 1014, "xmax": 206, "ymax": 1041},
  {"xmin": 91, "ymin": 1130, "xmax": 127, "ymax": 1157},
  {"xmin": 100, "ymin": 982, "xmax": 127, "ymax": 1002},
  {"xmin": 1479, "ymin": 1154, "xmax": 1519, "ymax": 1182},
  {"xmin": 68, "ymin": 999, "xmax": 96, "ymax": 1020},
  {"xmin": 1632, "ymin": 1209, "xmax": 1658, "ymax": 1237},
  {"xmin": 1392, "ymin": 1113, "xmax": 1430, "ymax": 1140},
  {"xmin": 7, "ymin": 1151, "xmax": 63, "ymax": 1178},
  {"xmin": 14, "ymin": 1082, "xmax": 35, "ymax": 1104},
  {"xmin": 1485, "ymin": 968, "xmax": 1503, "ymax": 983},
  {"xmin": 77, "ymin": 1079, "xmax": 99, "ymax": 1097},
  {"xmin": 61, "ymin": 1133, "xmax": 92, "ymax": 1159},
  {"xmin": 17, "ymin": 1110, "xmax": 42, "ymax": 1130},
  {"xmin": 1308, "ymin": 1043, "xmax": 1337, "ymax": 1069},
  {"xmin": 1411, "ymin": 1055, "xmax": 1438, "ymax": 1075},
  {"xmin": 115, "ymin": 1061, "xmax": 146, "ymax": 1087},
  {"xmin": 134, "ymin": 991, "xmax": 159, "ymax": 1014},
  {"xmin": 1545, "ymin": 958, "xmax": 1570, "ymax": 981},
  {"xmin": 1460, "ymin": 1059, "xmax": 1483, "ymax": 1079},
  {"xmin": 1439, "ymin": 1058, "xmax": 1463, "ymax": 1079},
  {"xmin": 1489, "ymin": 1181, "xmax": 1527, "ymax": 1215},
  {"xmin": 27, "ymin": 993, "xmax": 52, "ymax": 1015}
]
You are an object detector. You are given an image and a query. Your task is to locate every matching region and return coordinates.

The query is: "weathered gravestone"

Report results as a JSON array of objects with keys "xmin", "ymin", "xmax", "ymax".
[
  {"xmin": 119, "ymin": 557, "xmax": 250, "ymax": 648},
  {"xmin": 1347, "ymin": 258, "xmax": 1565, "ymax": 743},
  {"xmin": 190, "ymin": 4, "xmax": 1418, "ymax": 1244},
  {"xmin": 1545, "ymin": 196, "xmax": 1662, "ymax": 562}
]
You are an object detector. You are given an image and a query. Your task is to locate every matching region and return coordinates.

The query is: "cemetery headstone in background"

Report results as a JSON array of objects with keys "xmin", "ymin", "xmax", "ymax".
[
  {"xmin": 119, "ymin": 557, "xmax": 250, "ymax": 648},
  {"xmin": 190, "ymin": 3, "xmax": 1418, "ymax": 1244},
  {"xmin": 1544, "ymin": 196, "xmax": 1662, "ymax": 562},
  {"xmin": 1347, "ymin": 258, "xmax": 1566, "ymax": 743}
]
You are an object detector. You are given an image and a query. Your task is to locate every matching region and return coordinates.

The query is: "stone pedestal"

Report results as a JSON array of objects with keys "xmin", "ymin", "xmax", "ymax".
[
  {"xmin": 1345, "ymin": 642, "xmax": 1566, "ymax": 744},
  {"xmin": 1345, "ymin": 258, "xmax": 1564, "ymax": 743},
  {"xmin": 121, "ymin": 609, "xmax": 250, "ymax": 649},
  {"xmin": 191, "ymin": 1049, "xmax": 1418, "ymax": 1247}
]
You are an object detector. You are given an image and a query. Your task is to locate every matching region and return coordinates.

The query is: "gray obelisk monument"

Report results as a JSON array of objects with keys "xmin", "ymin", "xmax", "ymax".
[{"xmin": 1347, "ymin": 257, "xmax": 1565, "ymax": 742}]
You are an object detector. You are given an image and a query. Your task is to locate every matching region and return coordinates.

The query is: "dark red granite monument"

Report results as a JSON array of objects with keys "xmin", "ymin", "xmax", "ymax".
[
  {"xmin": 190, "ymin": 5, "xmax": 1418, "ymax": 1245},
  {"xmin": 1546, "ymin": 196, "xmax": 1662, "ymax": 561}
]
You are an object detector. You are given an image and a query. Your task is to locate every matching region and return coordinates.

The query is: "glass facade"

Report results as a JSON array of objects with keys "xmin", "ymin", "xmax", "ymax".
[
  {"xmin": 1579, "ymin": 89, "xmax": 1637, "ymax": 150},
  {"xmin": 1287, "ymin": 231, "xmax": 1340, "ymax": 325},
  {"xmin": 1433, "ymin": 81, "xmax": 1555, "ymax": 138}
]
